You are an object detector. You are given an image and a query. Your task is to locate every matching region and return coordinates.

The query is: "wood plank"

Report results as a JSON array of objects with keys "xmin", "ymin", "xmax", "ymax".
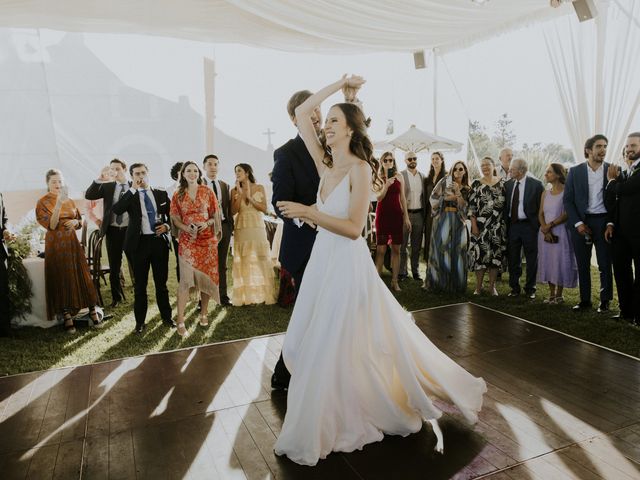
[{"xmin": 52, "ymin": 439, "xmax": 83, "ymax": 480}]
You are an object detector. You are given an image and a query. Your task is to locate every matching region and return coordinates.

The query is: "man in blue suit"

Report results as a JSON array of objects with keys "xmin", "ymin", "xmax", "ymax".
[
  {"xmin": 563, "ymin": 134, "xmax": 613, "ymax": 313},
  {"xmin": 504, "ymin": 158, "xmax": 545, "ymax": 299},
  {"xmin": 270, "ymin": 86, "xmax": 360, "ymax": 390}
]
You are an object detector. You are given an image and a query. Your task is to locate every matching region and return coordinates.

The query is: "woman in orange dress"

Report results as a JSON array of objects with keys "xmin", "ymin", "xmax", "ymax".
[
  {"xmin": 231, "ymin": 163, "xmax": 276, "ymax": 306},
  {"xmin": 35, "ymin": 169, "xmax": 100, "ymax": 333},
  {"xmin": 170, "ymin": 161, "xmax": 220, "ymax": 337}
]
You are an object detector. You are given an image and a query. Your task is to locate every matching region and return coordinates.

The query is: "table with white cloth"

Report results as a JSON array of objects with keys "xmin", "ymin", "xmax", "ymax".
[{"xmin": 12, "ymin": 257, "xmax": 61, "ymax": 328}]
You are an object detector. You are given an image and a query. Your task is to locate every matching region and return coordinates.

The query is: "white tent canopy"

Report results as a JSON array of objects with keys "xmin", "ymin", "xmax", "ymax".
[{"xmin": 0, "ymin": 0, "xmax": 567, "ymax": 54}]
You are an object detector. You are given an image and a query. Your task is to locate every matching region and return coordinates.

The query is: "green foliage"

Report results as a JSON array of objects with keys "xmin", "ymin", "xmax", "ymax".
[
  {"xmin": 6, "ymin": 234, "xmax": 33, "ymax": 320},
  {"xmin": 468, "ymin": 116, "xmax": 575, "ymax": 181}
]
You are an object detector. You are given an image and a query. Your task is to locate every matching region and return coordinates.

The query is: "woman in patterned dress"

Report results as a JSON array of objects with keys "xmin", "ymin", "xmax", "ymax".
[
  {"xmin": 170, "ymin": 161, "xmax": 220, "ymax": 336},
  {"xmin": 36, "ymin": 169, "xmax": 100, "ymax": 333},
  {"xmin": 424, "ymin": 161, "xmax": 470, "ymax": 294},
  {"xmin": 423, "ymin": 151, "xmax": 446, "ymax": 261},
  {"xmin": 231, "ymin": 163, "xmax": 276, "ymax": 306},
  {"xmin": 468, "ymin": 156, "xmax": 507, "ymax": 296}
]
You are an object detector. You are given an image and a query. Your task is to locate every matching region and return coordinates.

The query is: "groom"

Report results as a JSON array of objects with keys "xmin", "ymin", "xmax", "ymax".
[{"xmin": 270, "ymin": 85, "xmax": 361, "ymax": 390}]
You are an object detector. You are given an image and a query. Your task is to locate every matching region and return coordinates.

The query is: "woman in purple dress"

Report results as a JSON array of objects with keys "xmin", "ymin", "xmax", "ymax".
[{"xmin": 537, "ymin": 163, "xmax": 578, "ymax": 303}]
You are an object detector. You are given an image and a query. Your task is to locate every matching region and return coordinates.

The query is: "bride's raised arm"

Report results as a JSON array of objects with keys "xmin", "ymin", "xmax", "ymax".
[{"xmin": 295, "ymin": 76, "xmax": 365, "ymax": 175}]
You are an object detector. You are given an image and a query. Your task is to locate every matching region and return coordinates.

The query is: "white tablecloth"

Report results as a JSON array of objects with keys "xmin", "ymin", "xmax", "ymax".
[{"xmin": 12, "ymin": 257, "xmax": 60, "ymax": 328}]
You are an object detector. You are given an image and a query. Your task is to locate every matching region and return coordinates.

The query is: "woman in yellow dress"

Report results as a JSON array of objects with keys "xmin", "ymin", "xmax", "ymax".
[{"xmin": 231, "ymin": 163, "xmax": 276, "ymax": 306}]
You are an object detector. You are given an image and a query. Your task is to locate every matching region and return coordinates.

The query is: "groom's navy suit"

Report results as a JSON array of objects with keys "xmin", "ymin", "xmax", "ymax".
[
  {"xmin": 272, "ymin": 134, "xmax": 320, "ymax": 290},
  {"xmin": 271, "ymin": 134, "xmax": 320, "ymax": 389},
  {"xmin": 563, "ymin": 162, "xmax": 613, "ymax": 306}
]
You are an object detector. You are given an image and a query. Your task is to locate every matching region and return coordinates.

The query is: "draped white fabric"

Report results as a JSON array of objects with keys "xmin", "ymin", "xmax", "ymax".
[
  {"xmin": 543, "ymin": 0, "xmax": 640, "ymax": 163},
  {"xmin": 0, "ymin": 0, "xmax": 566, "ymax": 54}
]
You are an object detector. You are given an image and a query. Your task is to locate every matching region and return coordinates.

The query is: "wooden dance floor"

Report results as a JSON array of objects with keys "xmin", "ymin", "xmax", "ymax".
[{"xmin": 1, "ymin": 303, "xmax": 639, "ymax": 479}]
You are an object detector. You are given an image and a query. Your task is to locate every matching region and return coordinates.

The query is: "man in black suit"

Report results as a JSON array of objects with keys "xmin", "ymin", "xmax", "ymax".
[
  {"xmin": 270, "ymin": 85, "xmax": 361, "ymax": 390},
  {"xmin": 85, "ymin": 158, "xmax": 132, "ymax": 307},
  {"xmin": 0, "ymin": 192, "xmax": 12, "ymax": 337},
  {"xmin": 202, "ymin": 154, "xmax": 233, "ymax": 306},
  {"xmin": 605, "ymin": 131, "xmax": 640, "ymax": 325},
  {"xmin": 112, "ymin": 163, "xmax": 174, "ymax": 333},
  {"xmin": 563, "ymin": 134, "xmax": 613, "ymax": 313},
  {"xmin": 504, "ymin": 158, "xmax": 544, "ymax": 299}
]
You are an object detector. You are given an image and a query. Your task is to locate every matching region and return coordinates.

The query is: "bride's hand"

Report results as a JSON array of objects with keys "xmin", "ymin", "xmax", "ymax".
[
  {"xmin": 277, "ymin": 201, "xmax": 311, "ymax": 220},
  {"xmin": 343, "ymin": 74, "xmax": 366, "ymax": 89}
]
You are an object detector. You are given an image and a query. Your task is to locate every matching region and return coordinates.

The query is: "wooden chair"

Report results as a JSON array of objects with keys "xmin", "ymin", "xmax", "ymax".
[{"xmin": 88, "ymin": 232, "xmax": 110, "ymax": 306}]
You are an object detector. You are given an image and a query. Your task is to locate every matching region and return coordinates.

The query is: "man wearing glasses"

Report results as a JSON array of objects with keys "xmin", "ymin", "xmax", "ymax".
[{"xmin": 400, "ymin": 151, "xmax": 426, "ymax": 281}]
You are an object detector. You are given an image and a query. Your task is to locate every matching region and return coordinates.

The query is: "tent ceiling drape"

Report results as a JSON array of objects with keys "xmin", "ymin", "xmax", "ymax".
[{"xmin": 0, "ymin": 0, "xmax": 567, "ymax": 54}]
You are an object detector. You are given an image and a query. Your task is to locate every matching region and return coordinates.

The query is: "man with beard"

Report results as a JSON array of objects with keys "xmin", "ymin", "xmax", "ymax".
[
  {"xmin": 563, "ymin": 134, "xmax": 613, "ymax": 314},
  {"xmin": 605, "ymin": 132, "xmax": 640, "ymax": 325},
  {"xmin": 400, "ymin": 151, "xmax": 424, "ymax": 281}
]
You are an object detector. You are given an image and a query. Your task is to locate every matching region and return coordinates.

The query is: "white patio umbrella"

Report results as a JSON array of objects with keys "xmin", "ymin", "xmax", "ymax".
[{"xmin": 377, "ymin": 125, "xmax": 463, "ymax": 153}]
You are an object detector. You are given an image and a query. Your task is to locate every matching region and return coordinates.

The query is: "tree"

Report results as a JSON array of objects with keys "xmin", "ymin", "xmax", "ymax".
[{"xmin": 492, "ymin": 113, "xmax": 516, "ymax": 149}]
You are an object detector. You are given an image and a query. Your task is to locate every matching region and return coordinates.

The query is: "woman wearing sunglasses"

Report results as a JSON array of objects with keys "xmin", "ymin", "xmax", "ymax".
[
  {"xmin": 424, "ymin": 161, "xmax": 470, "ymax": 293},
  {"xmin": 374, "ymin": 151, "xmax": 411, "ymax": 291}
]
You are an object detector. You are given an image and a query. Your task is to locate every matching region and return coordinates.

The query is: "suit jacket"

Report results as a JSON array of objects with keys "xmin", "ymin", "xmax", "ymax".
[
  {"xmin": 204, "ymin": 178, "xmax": 234, "ymax": 230},
  {"xmin": 272, "ymin": 134, "xmax": 320, "ymax": 274},
  {"xmin": 401, "ymin": 169, "xmax": 427, "ymax": 215},
  {"xmin": 111, "ymin": 187, "xmax": 171, "ymax": 253},
  {"xmin": 85, "ymin": 180, "xmax": 132, "ymax": 236},
  {"xmin": 504, "ymin": 176, "xmax": 544, "ymax": 230},
  {"xmin": 0, "ymin": 193, "xmax": 7, "ymax": 261},
  {"xmin": 605, "ymin": 165, "xmax": 640, "ymax": 237},
  {"xmin": 563, "ymin": 162, "xmax": 611, "ymax": 229}
]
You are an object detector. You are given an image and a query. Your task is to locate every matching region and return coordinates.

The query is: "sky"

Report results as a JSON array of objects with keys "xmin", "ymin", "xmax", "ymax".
[{"xmin": 65, "ymin": 23, "xmax": 574, "ymax": 158}]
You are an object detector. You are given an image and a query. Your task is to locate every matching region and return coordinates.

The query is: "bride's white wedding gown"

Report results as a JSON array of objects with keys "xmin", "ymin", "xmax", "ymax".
[{"xmin": 274, "ymin": 171, "xmax": 487, "ymax": 466}]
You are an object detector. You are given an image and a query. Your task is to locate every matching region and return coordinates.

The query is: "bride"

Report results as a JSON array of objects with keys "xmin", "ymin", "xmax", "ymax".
[{"xmin": 274, "ymin": 75, "xmax": 486, "ymax": 467}]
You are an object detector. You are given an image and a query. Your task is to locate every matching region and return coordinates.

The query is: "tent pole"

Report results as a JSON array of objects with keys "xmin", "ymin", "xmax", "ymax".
[
  {"xmin": 433, "ymin": 49, "xmax": 438, "ymax": 135},
  {"xmin": 204, "ymin": 57, "xmax": 216, "ymax": 153}
]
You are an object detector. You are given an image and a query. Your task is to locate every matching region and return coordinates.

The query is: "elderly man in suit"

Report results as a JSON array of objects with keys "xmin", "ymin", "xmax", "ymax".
[
  {"xmin": 0, "ymin": 192, "xmax": 13, "ymax": 336},
  {"xmin": 85, "ymin": 158, "xmax": 132, "ymax": 307},
  {"xmin": 563, "ymin": 134, "xmax": 613, "ymax": 314},
  {"xmin": 400, "ymin": 151, "xmax": 426, "ymax": 281},
  {"xmin": 504, "ymin": 158, "xmax": 544, "ymax": 299},
  {"xmin": 112, "ymin": 163, "xmax": 174, "ymax": 334},
  {"xmin": 605, "ymin": 131, "xmax": 640, "ymax": 325},
  {"xmin": 202, "ymin": 154, "xmax": 234, "ymax": 307}
]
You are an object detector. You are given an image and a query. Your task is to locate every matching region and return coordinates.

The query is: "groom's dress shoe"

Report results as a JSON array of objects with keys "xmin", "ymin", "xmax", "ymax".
[{"xmin": 271, "ymin": 373, "xmax": 289, "ymax": 391}]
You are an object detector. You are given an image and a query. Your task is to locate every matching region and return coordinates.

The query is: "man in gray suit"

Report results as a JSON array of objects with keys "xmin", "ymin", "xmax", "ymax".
[
  {"xmin": 563, "ymin": 134, "xmax": 613, "ymax": 314},
  {"xmin": 400, "ymin": 151, "xmax": 426, "ymax": 280},
  {"xmin": 504, "ymin": 158, "xmax": 544, "ymax": 299}
]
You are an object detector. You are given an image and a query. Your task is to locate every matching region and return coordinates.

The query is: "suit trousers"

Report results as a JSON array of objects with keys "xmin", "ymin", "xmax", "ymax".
[
  {"xmin": 272, "ymin": 252, "xmax": 312, "ymax": 387},
  {"xmin": 0, "ymin": 256, "xmax": 10, "ymax": 333},
  {"xmin": 401, "ymin": 211, "xmax": 425, "ymax": 276},
  {"xmin": 507, "ymin": 221, "xmax": 538, "ymax": 294},
  {"xmin": 132, "ymin": 234, "xmax": 171, "ymax": 326},
  {"xmin": 106, "ymin": 226, "xmax": 128, "ymax": 302},
  {"xmin": 611, "ymin": 231, "xmax": 640, "ymax": 320},
  {"xmin": 218, "ymin": 220, "xmax": 232, "ymax": 303},
  {"xmin": 570, "ymin": 216, "xmax": 612, "ymax": 304}
]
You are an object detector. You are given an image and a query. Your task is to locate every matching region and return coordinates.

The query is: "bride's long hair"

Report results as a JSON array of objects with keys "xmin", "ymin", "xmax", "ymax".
[{"xmin": 323, "ymin": 103, "xmax": 383, "ymax": 191}]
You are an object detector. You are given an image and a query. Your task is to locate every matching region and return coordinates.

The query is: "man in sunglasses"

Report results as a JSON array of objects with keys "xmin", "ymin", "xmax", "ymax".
[{"xmin": 400, "ymin": 151, "xmax": 426, "ymax": 281}]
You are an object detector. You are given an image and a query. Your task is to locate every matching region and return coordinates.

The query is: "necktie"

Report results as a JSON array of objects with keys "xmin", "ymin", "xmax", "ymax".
[
  {"xmin": 510, "ymin": 181, "xmax": 520, "ymax": 224},
  {"xmin": 211, "ymin": 180, "xmax": 219, "ymax": 199},
  {"xmin": 115, "ymin": 184, "xmax": 127, "ymax": 225},
  {"xmin": 142, "ymin": 190, "xmax": 157, "ymax": 232}
]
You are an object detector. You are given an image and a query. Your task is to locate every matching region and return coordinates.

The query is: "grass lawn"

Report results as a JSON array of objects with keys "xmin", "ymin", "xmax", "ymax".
[{"xmin": 1, "ymin": 254, "xmax": 638, "ymax": 377}]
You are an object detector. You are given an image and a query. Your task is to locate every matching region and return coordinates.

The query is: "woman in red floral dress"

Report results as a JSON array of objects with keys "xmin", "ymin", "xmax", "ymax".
[{"xmin": 170, "ymin": 161, "xmax": 221, "ymax": 336}]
